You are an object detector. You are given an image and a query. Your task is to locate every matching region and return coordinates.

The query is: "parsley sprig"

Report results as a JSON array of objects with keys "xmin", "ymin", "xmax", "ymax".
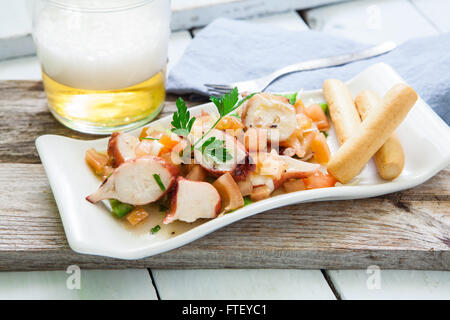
[
  {"xmin": 199, "ymin": 137, "xmax": 233, "ymax": 164},
  {"xmin": 171, "ymin": 88, "xmax": 257, "ymax": 164},
  {"xmin": 193, "ymin": 88, "xmax": 256, "ymax": 149}
]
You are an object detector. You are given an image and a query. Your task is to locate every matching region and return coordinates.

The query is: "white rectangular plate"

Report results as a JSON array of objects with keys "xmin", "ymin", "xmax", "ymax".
[{"xmin": 36, "ymin": 63, "xmax": 450, "ymax": 259}]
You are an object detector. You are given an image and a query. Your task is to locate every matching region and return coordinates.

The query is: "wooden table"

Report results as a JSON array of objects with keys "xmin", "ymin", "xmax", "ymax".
[{"xmin": 0, "ymin": 78, "xmax": 448, "ymax": 271}]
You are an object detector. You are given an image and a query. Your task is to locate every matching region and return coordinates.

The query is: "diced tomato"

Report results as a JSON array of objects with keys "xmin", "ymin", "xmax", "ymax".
[
  {"xmin": 310, "ymin": 132, "xmax": 331, "ymax": 165},
  {"xmin": 139, "ymin": 127, "xmax": 150, "ymax": 140},
  {"xmin": 216, "ymin": 116, "xmax": 244, "ymax": 130},
  {"xmin": 303, "ymin": 171, "xmax": 337, "ymax": 189},
  {"xmin": 126, "ymin": 207, "xmax": 149, "ymax": 226},
  {"xmin": 159, "ymin": 134, "xmax": 179, "ymax": 150},
  {"xmin": 296, "ymin": 113, "xmax": 313, "ymax": 131},
  {"xmin": 85, "ymin": 148, "xmax": 109, "ymax": 175},
  {"xmin": 305, "ymin": 104, "xmax": 330, "ymax": 130},
  {"xmin": 157, "ymin": 134, "xmax": 181, "ymax": 155},
  {"xmin": 294, "ymin": 98, "xmax": 306, "ymax": 114}
]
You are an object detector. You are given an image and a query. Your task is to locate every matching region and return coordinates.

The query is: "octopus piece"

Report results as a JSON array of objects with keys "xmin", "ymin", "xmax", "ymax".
[
  {"xmin": 86, "ymin": 156, "xmax": 179, "ymax": 205},
  {"xmin": 193, "ymin": 129, "xmax": 255, "ymax": 181},
  {"xmin": 163, "ymin": 177, "xmax": 221, "ymax": 224},
  {"xmin": 108, "ymin": 132, "xmax": 139, "ymax": 167},
  {"xmin": 241, "ymin": 93, "xmax": 297, "ymax": 142}
]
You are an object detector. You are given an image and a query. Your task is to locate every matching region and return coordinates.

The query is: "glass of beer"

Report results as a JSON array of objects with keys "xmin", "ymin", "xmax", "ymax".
[{"xmin": 32, "ymin": 0, "xmax": 171, "ymax": 134}]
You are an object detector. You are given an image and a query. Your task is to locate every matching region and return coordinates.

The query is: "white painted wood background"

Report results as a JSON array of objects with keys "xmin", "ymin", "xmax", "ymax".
[{"xmin": 1, "ymin": 0, "xmax": 450, "ymax": 299}]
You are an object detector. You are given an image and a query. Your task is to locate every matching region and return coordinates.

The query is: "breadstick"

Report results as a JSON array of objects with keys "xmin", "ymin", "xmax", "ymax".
[
  {"xmin": 323, "ymin": 79, "xmax": 361, "ymax": 145},
  {"xmin": 355, "ymin": 90, "xmax": 405, "ymax": 180},
  {"xmin": 328, "ymin": 83, "xmax": 417, "ymax": 184}
]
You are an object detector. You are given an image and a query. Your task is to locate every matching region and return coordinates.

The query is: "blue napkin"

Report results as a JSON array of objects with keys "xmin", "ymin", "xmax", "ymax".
[{"xmin": 167, "ymin": 18, "xmax": 450, "ymax": 124}]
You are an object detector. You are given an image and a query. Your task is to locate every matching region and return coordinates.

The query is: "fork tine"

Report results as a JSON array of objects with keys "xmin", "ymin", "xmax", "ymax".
[
  {"xmin": 207, "ymin": 87, "xmax": 232, "ymax": 95},
  {"xmin": 204, "ymin": 83, "xmax": 233, "ymax": 90},
  {"xmin": 207, "ymin": 89, "xmax": 229, "ymax": 97}
]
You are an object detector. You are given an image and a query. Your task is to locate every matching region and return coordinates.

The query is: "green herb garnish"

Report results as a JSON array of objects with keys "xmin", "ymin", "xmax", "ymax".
[
  {"xmin": 171, "ymin": 97, "xmax": 196, "ymax": 137},
  {"xmin": 229, "ymin": 112, "xmax": 241, "ymax": 119},
  {"xmin": 109, "ymin": 199, "xmax": 134, "ymax": 219},
  {"xmin": 140, "ymin": 137, "xmax": 159, "ymax": 141},
  {"xmin": 320, "ymin": 103, "xmax": 329, "ymax": 116},
  {"xmin": 199, "ymin": 137, "xmax": 233, "ymax": 164},
  {"xmin": 191, "ymin": 88, "xmax": 256, "ymax": 148},
  {"xmin": 243, "ymin": 196, "xmax": 253, "ymax": 206},
  {"xmin": 277, "ymin": 92, "xmax": 297, "ymax": 105},
  {"xmin": 150, "ymin": 225, "xmax": 161, "ymax": 234},
  {"xmin": 210, "ymin": 88, "xmax": 238, "ymax": 117},
  {"xmin": 321, "ymin": 131, "xmax": 328, "ymax": 138},
  {"xmin": 153, "ymin": 174, "xmax": 166, "ymax": 191},
  {"xmin": 170, "ymin": 88, "xmax": 256, "ymax": 165}
]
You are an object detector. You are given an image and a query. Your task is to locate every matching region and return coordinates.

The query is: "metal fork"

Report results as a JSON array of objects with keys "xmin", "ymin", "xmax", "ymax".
[{"xmin": 205, "ymin": 41, "xmax": 396, "ymax": 95}]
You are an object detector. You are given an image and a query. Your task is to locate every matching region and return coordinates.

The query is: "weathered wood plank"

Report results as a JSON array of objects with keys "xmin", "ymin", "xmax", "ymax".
[
  {"xmin": 152, "ymin": 269, "xmax": 336, "ymax": 299},
  {"xmin": 303, "ymin": 0, "xmax": 438, "ymax": 44},
  {"xmin": 0, "ymin": 80, "xmax": 202, "ymax": 164},
  {"xmin": 171, "ymin": 0, "xmax": 344, "ymax": 30},
  {"xmin": 0, "ymin": 269, "xmax": 158, "ymax": 300},
  {"xmin": 326, "ymin": 269, "xmax": 450, "ymax": 300},
  {"xmin": 0, "ymin": 80, "xmax": 448, "ymax": 271},
  {"xmin": 0, "ymin": 163, "xmax": 448, "ymax": 270}
]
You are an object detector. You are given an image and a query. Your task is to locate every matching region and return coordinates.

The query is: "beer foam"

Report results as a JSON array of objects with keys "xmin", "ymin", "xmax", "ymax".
[{"xmin": 33, "ymin": 0, "xmax": 170, "ymax": 90}]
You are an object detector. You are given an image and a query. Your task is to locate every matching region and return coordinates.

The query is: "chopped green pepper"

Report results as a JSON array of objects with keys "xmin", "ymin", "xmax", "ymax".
[
  {"xmin": 151, "ymin": 225, "xmax": 161, "ymax": 234},
  {"xmin": 276, "ymin": 92, "xmax": 298, "ymax": 105},
  {"xmin": 243, "ymin": 196, "xmax": 253, "ymax": 206},
  {"xmin": 320, "ymin": 103, "xmax": 329, "ymax": 115},
  {"xmin": 109, "ymin": 199, "xmax": 134, "ymax": 218}
]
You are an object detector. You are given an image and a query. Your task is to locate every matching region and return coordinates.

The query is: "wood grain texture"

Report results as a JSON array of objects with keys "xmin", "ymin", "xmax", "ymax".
[
  {"xmin": 0, "ymin": 163, "xmax": 448, "ymax": 271},
  {"xmin": 152, "ymin": 269, "xmax": 336, "ymax": 300},
  {"xmin": 0, "ymin": 269, "xmax": 158, "ymax": 300},
  {"xmin": 0, "ymin": 80, "xmax": 449, "ymax": 271},
  {"xmin": 0, "ymin": 80, "xmax": 201, "ymax": 164},
  {"xmin": 327, "ymin": 269, "xmax": 450, "ymax": 300}
]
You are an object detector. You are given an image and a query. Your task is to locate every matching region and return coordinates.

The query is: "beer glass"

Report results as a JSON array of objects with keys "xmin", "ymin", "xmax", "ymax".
[{"xmin": 32, "ymin": 0, "xmax": 171, "ymax": 134}]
